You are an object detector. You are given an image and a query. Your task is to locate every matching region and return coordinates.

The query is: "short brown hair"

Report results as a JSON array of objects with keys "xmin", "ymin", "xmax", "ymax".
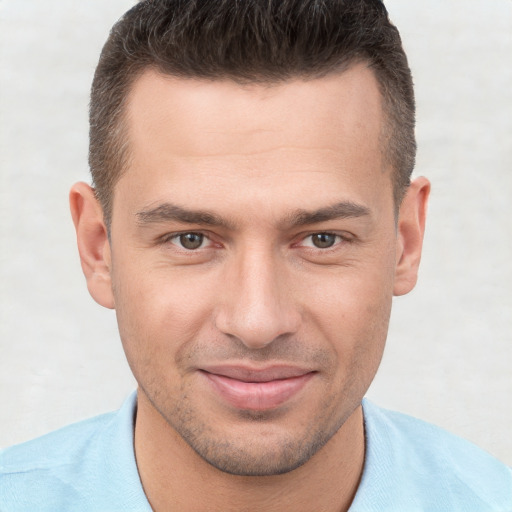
[{"xmin": 90, "ymin": 0, "xmax": 416, "ymax": 226}]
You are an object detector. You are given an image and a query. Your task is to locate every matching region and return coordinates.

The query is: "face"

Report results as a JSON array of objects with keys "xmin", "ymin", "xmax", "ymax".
[{"xmin": 73, "ymin": 64, "xmax": 427, "ymax": 476}]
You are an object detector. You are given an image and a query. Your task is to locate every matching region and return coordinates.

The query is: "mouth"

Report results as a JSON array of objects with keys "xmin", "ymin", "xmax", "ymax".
[{"xmin": 199, "ymin": 365, "xmax": 316, "ymax": 411}]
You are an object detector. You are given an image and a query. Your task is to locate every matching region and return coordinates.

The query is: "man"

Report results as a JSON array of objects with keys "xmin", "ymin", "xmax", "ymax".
[{"xmin": 1, "ymin": 0, "xmax": 510, "ymax": 510}]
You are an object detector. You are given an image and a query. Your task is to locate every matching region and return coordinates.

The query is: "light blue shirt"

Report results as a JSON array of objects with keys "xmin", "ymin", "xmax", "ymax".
[{"xmin": 1, "ymin": 393, "xmax": 511, "ymax": 511}]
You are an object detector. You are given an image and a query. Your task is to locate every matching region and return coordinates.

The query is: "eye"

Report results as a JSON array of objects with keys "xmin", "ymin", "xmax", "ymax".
[
  {"xmin": 171, "ymin": 232, "xmax": 207, "ymax": 250},
  {"xmin": 302, "ymin": 233, "xmax": 341, "ymax": 249}
]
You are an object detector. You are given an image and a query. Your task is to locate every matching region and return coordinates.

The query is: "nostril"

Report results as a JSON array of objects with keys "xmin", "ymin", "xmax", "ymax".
[{"xmin": 215, "ymin": 307, "xmax": 300, "ymax": 350}]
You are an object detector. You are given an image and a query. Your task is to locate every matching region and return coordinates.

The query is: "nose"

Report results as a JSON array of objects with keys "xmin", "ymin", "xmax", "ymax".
[{"xmin": 214, "ymin": 247, "xmax": 301, "ymax": 349}]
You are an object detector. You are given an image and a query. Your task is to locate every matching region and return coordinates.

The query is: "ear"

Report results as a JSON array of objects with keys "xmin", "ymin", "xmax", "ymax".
[
  {"xmin": 393, "ymin": 176, "xmax": 431, "ymax": 296},
  {"xmin": 69, "ymin": 182, "xmax": 115, "ymax": 309}
]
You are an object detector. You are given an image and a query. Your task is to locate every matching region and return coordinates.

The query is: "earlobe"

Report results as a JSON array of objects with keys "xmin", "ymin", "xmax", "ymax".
[
  {"xmin": 393, "ymin": 177, "xmax": 430, "ymax": 296},
  {"xmin": 69, "ymin": 182, "xmax": 115, "ymax": 309}
]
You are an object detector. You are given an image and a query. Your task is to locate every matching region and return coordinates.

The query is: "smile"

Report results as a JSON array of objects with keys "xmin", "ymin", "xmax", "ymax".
[{"xmin": 200, "ymin": 366, "xmax": 316, "ymax": 411}]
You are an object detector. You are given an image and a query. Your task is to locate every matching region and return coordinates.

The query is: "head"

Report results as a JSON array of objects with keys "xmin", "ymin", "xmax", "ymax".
[
  {"xmin": 89, "ymin": 0, "xmax": 416, "ymax": 228},
  {"xmin": 71, "ymin": 0, "xmax": 429, "ymax": 478}
]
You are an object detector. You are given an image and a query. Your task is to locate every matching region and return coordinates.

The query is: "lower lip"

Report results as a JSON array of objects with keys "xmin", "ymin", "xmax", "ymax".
[{"xmin": 201, "ymin": 371, "xmax": 314, "ymax": 411}]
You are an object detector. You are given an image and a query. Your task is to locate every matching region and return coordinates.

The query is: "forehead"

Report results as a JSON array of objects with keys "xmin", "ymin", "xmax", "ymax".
[
  {"xmin": 126, "ymin": 65, "xmax": 384, "ymax": 159},
  {"xmin": 115, "ymin": 65, "xmax": 391, "ymax": 222}
]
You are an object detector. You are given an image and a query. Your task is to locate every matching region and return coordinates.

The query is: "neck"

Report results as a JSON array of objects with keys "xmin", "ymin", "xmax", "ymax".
[{"xmin": 134, "ymin": 392, "xmax": 365, "ymax": 512}]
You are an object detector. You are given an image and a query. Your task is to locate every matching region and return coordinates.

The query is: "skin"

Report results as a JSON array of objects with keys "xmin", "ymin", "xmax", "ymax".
[{"xmin": 70, "ymin": 64, "xmax": 429, "ymax": 511}]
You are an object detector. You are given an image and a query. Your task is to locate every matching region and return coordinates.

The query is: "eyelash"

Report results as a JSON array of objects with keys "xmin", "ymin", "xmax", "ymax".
[
  {"xmin": 160, "ymin": 232, "xmax": 214, "ymax": 250},
  {"xmin": 159, "ymin": 231, "xmax": 352, "ymax": 252},
  {"xmin": 297, "ymin": 232, "xmax": 349, "ymax": 250}
]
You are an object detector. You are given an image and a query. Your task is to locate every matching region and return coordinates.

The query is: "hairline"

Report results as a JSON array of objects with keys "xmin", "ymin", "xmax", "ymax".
[{"xmin": 102, "ymin": 59, "xmax": 405, "ymax": 229}]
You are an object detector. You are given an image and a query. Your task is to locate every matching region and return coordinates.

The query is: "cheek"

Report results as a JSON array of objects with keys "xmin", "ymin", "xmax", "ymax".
[
  {"xmin": 111, "ymin": 259, "xmax": 217, "ymax": 370},
  {"xmin": 303, "ymin": 260, "xmax": 394, "ymax": 379}
]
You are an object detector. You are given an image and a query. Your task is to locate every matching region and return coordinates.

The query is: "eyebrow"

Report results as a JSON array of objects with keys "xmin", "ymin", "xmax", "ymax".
[
  {"xmin": 136, "ymin": 203, "xmax": 234, "ymax": 229},
  {"xmin": 136, "ymin": 200, "xmax": 370, "ymax": 230},
  {"xmin": 283, "ymin": 201, "xmax": 371, "ymax": 228}
]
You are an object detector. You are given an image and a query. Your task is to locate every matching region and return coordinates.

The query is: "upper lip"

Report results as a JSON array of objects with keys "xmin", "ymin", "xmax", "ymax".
[{"xmin": 200, "ymin": 365, "xmax": 314, "ymax": 383}]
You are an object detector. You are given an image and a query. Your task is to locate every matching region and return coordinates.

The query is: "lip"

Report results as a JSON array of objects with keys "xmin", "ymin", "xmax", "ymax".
[{"xmin": 200, "ymin": 365, "xmax": 315, "ymax": 411}]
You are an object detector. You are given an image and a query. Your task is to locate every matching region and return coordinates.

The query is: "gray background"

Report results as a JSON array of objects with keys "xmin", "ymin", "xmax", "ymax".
[{"xmin": 1, "ymin": 1, "xmax": 511, "ymax": 465}]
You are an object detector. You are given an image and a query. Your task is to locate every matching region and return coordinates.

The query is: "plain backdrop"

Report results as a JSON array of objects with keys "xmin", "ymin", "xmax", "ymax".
[{"xmin": 1, "ymin": 0, "xmax": 511, "ymax": 465}]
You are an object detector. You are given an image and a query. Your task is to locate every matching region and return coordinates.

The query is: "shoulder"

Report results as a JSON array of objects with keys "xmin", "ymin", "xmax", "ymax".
[
  {"xmin": 0, "ymin": 393, "xmax": 150, "ymax": 512},
  {"xmin": 0, "ymin": 411, "xmax": 115, "ymax": 473},
  {"xmin": 0, "ymin": 412, "xmax": 116, "ymax": 511},
  {"xmin": 352, "ymin": 400, "xmax": 512, "ymax": 511}
]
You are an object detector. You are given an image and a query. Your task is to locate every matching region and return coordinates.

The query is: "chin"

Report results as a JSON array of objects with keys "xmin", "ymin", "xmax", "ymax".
[
  {"xmin": 186, "ymin": 433, "xmax": 331, "ymax": 476},
  {"xmin": 165, "ymin": 403, "xmax": 349, "ymax": 477}
]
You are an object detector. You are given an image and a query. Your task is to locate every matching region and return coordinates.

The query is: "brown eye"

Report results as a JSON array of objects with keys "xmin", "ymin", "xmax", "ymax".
[
  {"xmin": 179, "ymin": 233, "xmax": 204, "ymax": 250},
  {"xmin": 311, "ymin": 233, "xmax": 337, "ymax": 249}
]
